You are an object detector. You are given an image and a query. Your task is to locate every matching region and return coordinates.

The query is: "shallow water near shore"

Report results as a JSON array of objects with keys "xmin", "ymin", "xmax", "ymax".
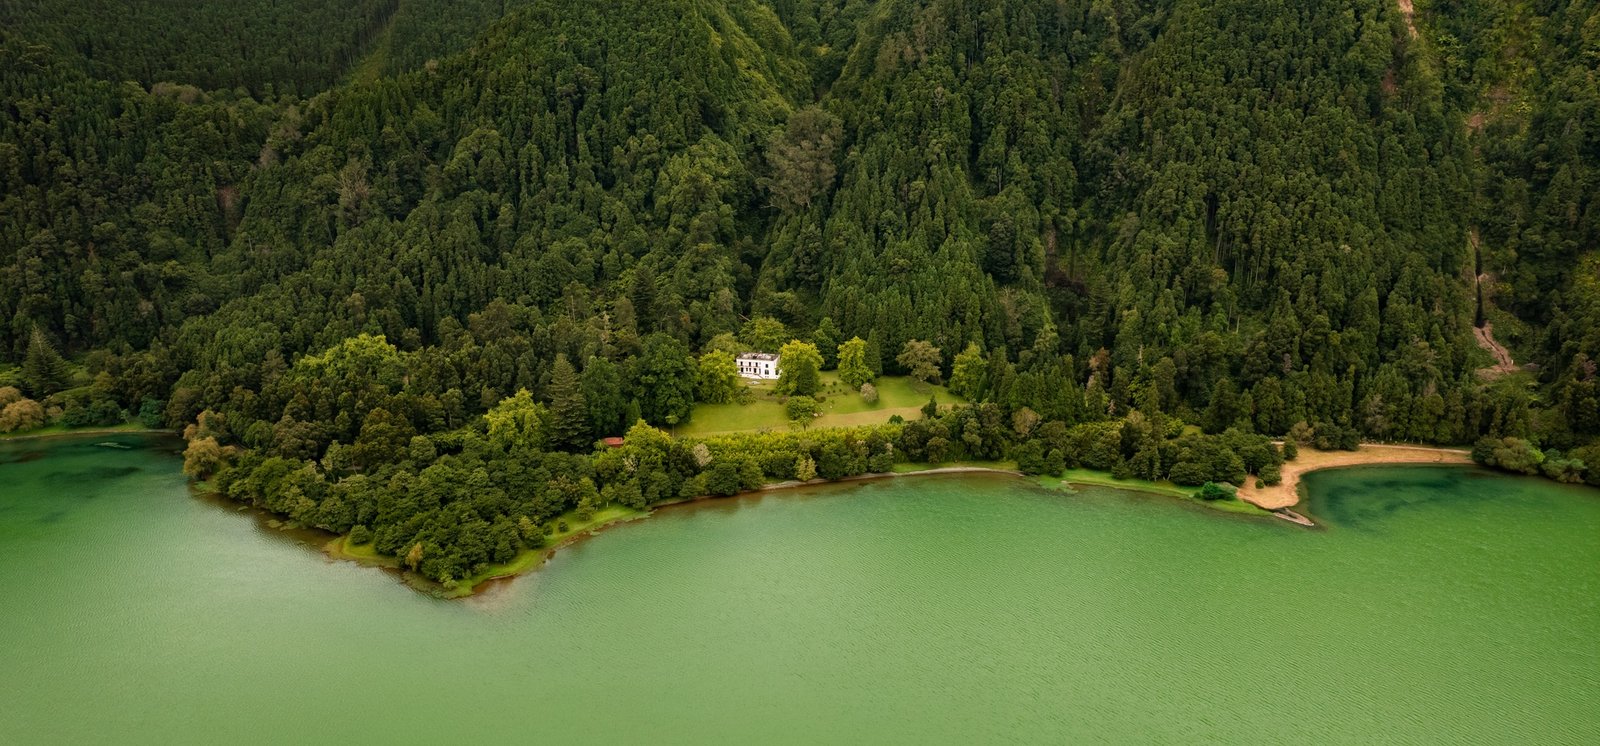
[{"xmin": 2, "ymin": 435, "xmax": 1597, "ymax": 743}]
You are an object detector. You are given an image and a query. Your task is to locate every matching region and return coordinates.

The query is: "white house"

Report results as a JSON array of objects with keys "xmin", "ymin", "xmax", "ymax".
[{"xmin": 736, "ymin": 352, "xmax": 780, "ymax": 380}]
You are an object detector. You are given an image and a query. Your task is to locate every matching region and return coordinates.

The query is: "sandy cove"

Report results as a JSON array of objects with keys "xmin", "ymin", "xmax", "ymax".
[{"xmin": 1238, "ymin": 444, "xmax": 1473, "ymax": 510}]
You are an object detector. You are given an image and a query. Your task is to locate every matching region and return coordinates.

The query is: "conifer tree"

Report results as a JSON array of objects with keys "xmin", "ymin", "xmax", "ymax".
[
  {"xmin": 547, "ymin": 354, "xmax": 589, "ymax": 450},
  {"xmin": 21, "ymin": 327, "xmax": 69, "ymax": 397}
]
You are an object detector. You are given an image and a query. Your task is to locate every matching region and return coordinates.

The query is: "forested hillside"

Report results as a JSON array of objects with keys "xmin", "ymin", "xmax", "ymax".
[
  {"xmin": 0, "ymin": 0, "xmax": 514, "ymax": 95},
  {"xmin": 2, "ymin": 0, "xmax": 1594, "ymax": 584}
]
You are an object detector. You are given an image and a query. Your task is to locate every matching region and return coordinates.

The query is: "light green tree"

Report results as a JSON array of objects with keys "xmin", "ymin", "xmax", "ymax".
[
  {"xmin": 484, "ymin": 389, "xmax": 549, "ymax": 452},
  {"xmin": 898, "ymin": 339, "xmax": 943, "ymax": 384},
  {"xmin": 697, "ymin": 349, "xmax": 741, "ymax": 403},
  {"xmin": 777, "ymin": 340, "xmax": 823, "ymax": 396},
  {"xmin": 837, "ymin": 337, "xmax": 873, "ymax": 388},
  {"xmin": 948, "ymin": 342, "xmax": 986, "ymax": 399},
  {"xmin": 743, "ymin": 316, "xmax": 789, "ymax": 352}
]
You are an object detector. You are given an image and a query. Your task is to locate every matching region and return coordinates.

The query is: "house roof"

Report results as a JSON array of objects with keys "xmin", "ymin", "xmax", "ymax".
[{"xmin": 736, "ymin": 352, "xmax": 779, "ymax": 361}]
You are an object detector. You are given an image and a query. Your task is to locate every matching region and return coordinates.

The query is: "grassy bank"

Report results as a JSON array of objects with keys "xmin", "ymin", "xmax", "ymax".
[
  {"xmin": 328, "ymin": 504, "xmax": 648, "ymax": 598},
  {"xmin": 1031, "ymin": 469, "xmax": 1272, "ymax": 516},
  {"xmin": 0, "ymin": 422, "xmax": 170, "ymax": 441}
]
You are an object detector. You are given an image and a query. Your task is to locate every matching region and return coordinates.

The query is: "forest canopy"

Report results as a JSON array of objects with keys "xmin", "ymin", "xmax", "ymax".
[{"xmin": 3, "ymin": 0, "xmax": 1595, "ymax": 582}]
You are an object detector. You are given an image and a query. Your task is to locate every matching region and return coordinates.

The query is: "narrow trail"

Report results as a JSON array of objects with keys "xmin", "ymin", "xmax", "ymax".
[
  {"xmin": 1396, "ymin": 0, "xmax": 1419, "ymax": 39},
  {"xmin": 1474, "ymin": 322, "xmax": 1517, "ymax": 377},
  {"xmin": 1470, "ymin": 229, "xmax": 1519, "ymax": 378}
]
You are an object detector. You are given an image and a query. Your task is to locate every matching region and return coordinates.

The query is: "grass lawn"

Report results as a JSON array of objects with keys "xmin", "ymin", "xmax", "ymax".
[
  {"xmin": 678, "ymin": 372, "xmax": 967, "ymax": 436},
  {"xmin": 1035, "ymin": 470, "xmax": 1271, "ymax": 516}
]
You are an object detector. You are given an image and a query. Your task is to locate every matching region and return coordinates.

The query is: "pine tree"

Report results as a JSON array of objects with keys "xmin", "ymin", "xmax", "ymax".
[
  {"xmin": 21, "ymin": 326, "xmax": 69, "ymax": 397},
  {"xmin": 812, "ymin": 317, "xmax": 840, "ymax": 369},
  {"xmin": 547, "ymin": 354, "xmax": 589, "ymax": 450}
]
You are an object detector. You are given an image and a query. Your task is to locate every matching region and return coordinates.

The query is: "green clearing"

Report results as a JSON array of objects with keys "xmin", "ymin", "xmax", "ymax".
[
  {"xmin": 678, "ymin": 373, "xmax": 966, "ymax": 436},
  {"xmin": 346, "ymin": 15, "xmax": 394, "ymax": 86}
]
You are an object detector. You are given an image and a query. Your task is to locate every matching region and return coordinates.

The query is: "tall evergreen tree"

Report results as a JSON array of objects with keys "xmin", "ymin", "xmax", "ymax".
[
  {"xmin": 21, "ymin": 327, "xmax": 69, "ymax": 397},
  {"xmin": 547, "ymin": 355, "xmax": 589, "ymax": 450}
]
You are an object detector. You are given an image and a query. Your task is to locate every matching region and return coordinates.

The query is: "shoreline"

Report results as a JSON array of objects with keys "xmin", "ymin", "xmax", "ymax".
[
  {"xmin": 0, "ymin": 426, "xmax": 174, "ymax": 443},
  {"xmin": 165, "ymin": 435, "xmax": 1474, "ymax": 597},
  {"xmin": 452, "ymin": 467, "xmax": 1029, "ymax": 597},
  {"xmin": 1237, "ymin": 443, "xmax": 1474, "ymax": 510},
  {"xmin": 325, "ymin": 464, "xmax": 1292, "ymax": 598},
  {"xmin": 437, "ymin": 465, "xmax": 1273, "ymax": 598}
]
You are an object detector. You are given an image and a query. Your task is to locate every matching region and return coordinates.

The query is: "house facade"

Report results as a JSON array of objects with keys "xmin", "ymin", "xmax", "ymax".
[{"xmin": 736, "ymin": 352, "xmax": 780, "ymax": 380}]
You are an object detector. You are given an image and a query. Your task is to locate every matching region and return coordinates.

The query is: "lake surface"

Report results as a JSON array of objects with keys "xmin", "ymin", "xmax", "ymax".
[{"xmin": 1, "ymin": 435, "xmax": 1597, "ymax": 743}]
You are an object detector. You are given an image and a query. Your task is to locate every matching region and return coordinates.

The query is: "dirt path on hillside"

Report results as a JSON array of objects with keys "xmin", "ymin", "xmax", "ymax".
[
  {"xmin": 1396, "ymin": 0, "xmax": 1419, "ymax": 38},
  {"xmin": 1475, "ymin": 322, "xmax": 1518, "ymax": 377},
  {"xmin": 1237, "ymin": 444, "xmax": 1473, "ymax": 510}
]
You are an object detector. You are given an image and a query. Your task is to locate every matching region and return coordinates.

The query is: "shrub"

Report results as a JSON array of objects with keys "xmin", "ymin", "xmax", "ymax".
[
  {"xmin": 859, "ymin": 382, "xmax": 878, "ymax": 404},
  {"xmin": 1473, "ymin": 437, "xmax": 1543, "ymax": 475},
  {"xmin": 1194, "ymin": 482, "xmax": 1237, "ymax": 501},
  {"xmin": 348, "ymin": 524, "xmax": 373, "ymax": 545},
  {"xmin": 785, "ymin": 395, "xmax": 819, "ymax": 422},
  {"xmin": 0, "ymin": 398, "xmax": 46, "ymax": 433},
  {"xmin": 1013, "ymin": 440, "xmax": 1047, "ymax": 475},
  {"xmin": 1168, "ymin": 461, "xmax": 1210, "ymax": 486},
  {"xmin": 137, "ymin": 398, "xmax": 166, "ymax": 428}
]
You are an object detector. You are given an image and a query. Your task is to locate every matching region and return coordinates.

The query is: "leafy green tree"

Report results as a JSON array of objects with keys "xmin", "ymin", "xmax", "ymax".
[
  {"xmin": 0, "ymin": 398, "xmax": 46, "ymax": 433},
  {"xmin": 742, "ymin": 317, "xmax": 789, "ymax": 353},
  {"xmin": 837, "ymin": 337, "xmax": 873, "ymax": 389},
  {"xmin": 350, "ymin": 408, "xmax": 414, "ymax": 472},
  {"xmin": 762, "ymin": 106, "xmax": 842, "ymax": 213},
  {"xmin": 1194, "ymin": 482, "xmax": 1237, "ymax": 501},
  {"xmin": 697, "ymin": 350, "xmax": 740, "ymax": 404},
  {"xmin": 785, "ymin": 395, "xmax": 818, "ymax": 424},
  {"xmin": 582, "ymin": 357, "xmax": 627, "ymax": 437},
  {"xmin": 484, "ymin": 390, "xmax": 548, "ymax": 453},
  {"xmin": 182, "ymin": 437, "xmax": 227, "ymax": 480},
  {"xmin": 635, "ymin": 333, "xmax": 695, "ymax": 427},
  {"xmin": 948, "ymin": 343, "xmax": 986, "ymax": 400},
  {"xmin": 898, "ymin": 340, "xmax": 942, "ymax": 384},
  {"xmin": 776, "ymin": 340, "xmax": 823, "ymax": 396},
  {"xmin": 795, "ymin": 454, "xmax": 817, "ymax": 481}
]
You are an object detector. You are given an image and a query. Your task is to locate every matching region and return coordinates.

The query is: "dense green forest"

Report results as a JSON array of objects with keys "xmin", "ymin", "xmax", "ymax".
[{"xmin": 2, "ymin": 0, "xmax": 1594, "ymax": 584}]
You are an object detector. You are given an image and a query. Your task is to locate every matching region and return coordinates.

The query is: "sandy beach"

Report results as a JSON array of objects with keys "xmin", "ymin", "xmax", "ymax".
[{"xmin": 1238, "ymin": 444, "xmax": 1473, "ymax": 509}]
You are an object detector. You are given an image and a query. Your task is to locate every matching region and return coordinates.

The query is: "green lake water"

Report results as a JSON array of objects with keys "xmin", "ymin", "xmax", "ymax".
[{"xmin": 1, "ymin": 435, "xmax": 1596, "ymax": 743}]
